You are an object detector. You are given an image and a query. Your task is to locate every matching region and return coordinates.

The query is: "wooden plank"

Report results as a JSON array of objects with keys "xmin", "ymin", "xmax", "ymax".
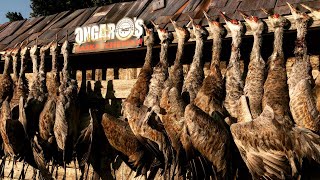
[
  {"xmin": 65, "ymin": 7, "xmax": 97, "ymax": 28},
  {"xmin": 0, "ymin": 22, "xmax": 11, "ymax": 32},
  {"xmin": 42, "ymin": 11, "xmax": 71, "ymax": 32},
  {"xmin": 107, "ymin": 68, "xmax": 115, "ymax": 80},
  {"xmin": 102, "ymin": 2, "xmax": 135, "ymax": 23},
  {"xmin": 124, "ymin": 0, "xmax": 153, "ymax": 17},
  {"xmin": 0, "ymin": 20, "xmax": 26, "ymax": 40},
  {"xmin": 238, "ymin": 0, "xmax": 277, "ymax": 11},
  {"xmin": 209, "ymin": 0, "xmax": 228, "ymax": 8},
  {"xmin": 83, "ymin": 5, "xmax": 115, "ymax": 25},
  {"xmin": 50, "ymin": 9, "xmax": 86, "ymax": 29},
  {"xmin": 28, "ymin": 14, "xmax": 59, "ymax": 34}
]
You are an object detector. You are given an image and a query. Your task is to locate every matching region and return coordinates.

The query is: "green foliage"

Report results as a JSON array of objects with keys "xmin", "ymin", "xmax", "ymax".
[
  {"xmin": 30, "ymin": 0, "xmax": 131, "ymax": 17},
  {"xmin": 6, "ymin": 12, "xmax": 24, "ymax": 22}
]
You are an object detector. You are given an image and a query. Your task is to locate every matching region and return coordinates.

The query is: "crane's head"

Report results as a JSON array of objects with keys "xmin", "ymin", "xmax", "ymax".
[
  {"xmin": 301, "ymin": 4, "xmax": 320, "ymax": 20},
  {"xmin": 50, "ymin": 41, "xmax": 58, "ymax": 56},
  {"xmin": 287, "ymin": 2, "xmax": 311, "ymax": 22},
  {"xmin": 188, "ymin": 15, "xmax": 209, "ymax": 39},
  {"xmin": 238, "ymin": 10, "xmax": 264, "ymax": 33},
  {"xmin": 40, "ymin": 41, "xmax": 52, "ymax": 55},
  {"xmin": 261, "ymin": 8, "xmax": 289, "ymax": 28},
  {"xmin": 151, "ymin": 20, "xmax": 173, "ymax": 44},
  {"xmin": 61, "ymin": 40, "xmax": 70, "ymax": 55},
  {"xmin": 30, "ymin": 44, "xmax": 38, "ymax": 55},
  {"xmin": 170, "ymin": 19, "xmax": 190, "ymax": 42},
  {"xmin": 11, "ymin": 44, "xmax": 20, "ymax": 56},
  {"xmin": 220, "ymin": 12, "xmax": 244, "ymax": 33},
  {"xmin": 143, "ymin": 24, "xmax": 155, "ymax": 46},
  {"xmin": 203, "ymin": 11, "xmax": 225, "ymax": 36},
  {"xmin": 20, "ymin": 45, "xmax": 29, "ymax": 58}
]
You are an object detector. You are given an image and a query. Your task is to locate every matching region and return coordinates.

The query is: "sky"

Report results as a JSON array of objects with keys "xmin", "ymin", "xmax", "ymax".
[{"xmin": 0, "ymin": 0, "xmax": 32, "ymax": 24}]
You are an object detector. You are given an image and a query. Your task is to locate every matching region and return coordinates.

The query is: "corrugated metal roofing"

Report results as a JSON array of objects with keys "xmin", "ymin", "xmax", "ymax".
[{"xmin": 0, "ymin": 0, "xmax": 320, "ymax": 51}]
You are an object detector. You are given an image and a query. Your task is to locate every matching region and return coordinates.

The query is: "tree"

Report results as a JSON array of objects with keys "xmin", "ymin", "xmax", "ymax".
[
  {"xmin": 30, "ymin": 0, "xmax": 127, "ymax": 17},
  {"xmin": 6, "ymin": 12, "xmax": 24, "ymax": 22}
]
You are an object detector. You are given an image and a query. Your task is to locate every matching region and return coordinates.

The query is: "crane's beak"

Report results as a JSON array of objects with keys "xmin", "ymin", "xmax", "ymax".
[
  {"xmin": 300, "ymin": 4, "xmax": 315, "ymax": 13},
  {"xmin": 238, "ymin": 10, "xmax": 249, "ymax": 20},
  {"xmin": 286, "ymin": 2, "xmax": 298, "ymax": 15},
  {"xmin": 170, "ymin": 18, "xmax": 177, "ymax": 29},
  {"xmin": 203, "ymin": 11, "xmax": 210, "ymax": 21},
  {"xmin": 220, "ymin": 11, "xmax": 231, "ymax": 22},
  {"xmin": 150, "ymin": 20, "xmax": 159, "ymax": 30},
  {"xmin": 261, "ymin": 8, "xmax": 271, "ymax": 15}
]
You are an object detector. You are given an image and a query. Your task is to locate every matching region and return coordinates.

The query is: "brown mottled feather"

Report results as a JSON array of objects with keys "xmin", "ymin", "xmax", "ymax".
[
  {"xmin": 243, "ymin": 15, "xmax": 266, "ymax": 119},
  {"xmin": 231, "ymin": 105, "xmax": 320, "ymax": 179},
  {"xmin": 182, "ymin": 22, "xmax": 208, "ymax": 103},
  {"xmin": 102, "ymin": 113, "xmax": 146, "ymax": 168},
  {"xmin": 184, "ymin": 104, "xmax": 231, "ymax": 177},
  {"xmin": 122, "ymin": 27, "xmax": 154, "ymax": 119},
  {"xmin": 194, "ymin": 16, "xmax": 225, "ymax": 116},
  {"xmin": 159, "ymin": 21, "xmax": 188, "ymax": 152},
  {"xmin": 223, "ymin": 18, "xmax": 244, "ymax": 119},
  {"xmin": 286, "ymin": 5, "xmax": 320, "ymax": 133},
  {"xmin": 0, "ymin": 53, "xmax": 14, "ymax": 107},
  {"xmin": 263, "ymin": 14, "xmax": 291, "ymax": 124}
]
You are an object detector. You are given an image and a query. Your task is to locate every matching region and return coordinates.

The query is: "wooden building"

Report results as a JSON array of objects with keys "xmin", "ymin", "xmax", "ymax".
[{"xmin": 1, "ymin": 0, "xmax": 320, "ymax": 179}]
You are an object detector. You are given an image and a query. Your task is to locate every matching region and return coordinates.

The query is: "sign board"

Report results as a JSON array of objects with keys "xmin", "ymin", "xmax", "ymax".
[{"xmin": 73, "ymin": 17, "xmax": 144, "ymax": 54}]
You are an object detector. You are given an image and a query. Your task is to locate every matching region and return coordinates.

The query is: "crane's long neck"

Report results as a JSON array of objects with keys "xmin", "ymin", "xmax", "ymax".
[
  {"xmin": 210, "ymin": 33, "xmax": 222, "ymax": 72},
  {"xmin": 12, "ymin": 54, "xmax": 19, "ymax": 82},
  {"xmin": 20, "ymin": 53, "xmax": 26, "ymax": 78},
  {"xmin": 229, "ymin": 30, "xmax": 242, "ymax": 65},
  {"xmin": 294, "ymin": 19, "xmax": 308, "ymax": 62},
  {"xmin": 173, "ymin": 38, "xmax": 185, "ymax": 68},
  {"xmin": 251, "ymin": 31, "xmax": 263, "ymax": 61},
  {"xmin": 159, "ymin": 40, "xmax": 169, "ymax": 68},
  {"xmin": 191, "ymin": 37, "xmax": 205, "ymax": 69},
  {"xmin": 62, "ymin": 50, "xmax": 70, "ymax": 81},
  {"xmin": 142, "ymin": 44, "xmax": 153, "ymax": 70},
  {"xmin": 273, "ymin": 27, "xmax": 284, "ymax": 58},
  {"xmin": 3, "ymin": 56, "xmax": 11, "ymax": 75},
  {"xmin": 39, "ymin": 50, "xmax": 47, "ymax": 92},
  {"xmin": 51, "ymin": 49, "xmax": 60, "ymax": 85},
  {"xmin": 30, "ymin": 52, "xmax": 38, "ymax": 76}
]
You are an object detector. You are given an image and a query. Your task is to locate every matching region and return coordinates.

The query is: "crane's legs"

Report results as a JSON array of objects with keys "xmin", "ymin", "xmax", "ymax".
[{"xmin": 0, "ymin": 155, "xmax": 7, "ymax": 178}]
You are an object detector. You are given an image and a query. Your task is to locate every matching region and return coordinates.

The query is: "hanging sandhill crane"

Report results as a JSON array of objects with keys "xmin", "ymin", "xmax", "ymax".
[
  {"xmin": 193, "ymin": 11, "xmax": 226, "ymax": 117},
  {"xmin": 11, "ymin": 45, "xmax": 20, "ymax": 87},
  {"xmin": 102, "ymin": 24, "xmax": 158, "ymax": 178},
  {"xmin": 286, "ymin": 3, "xmax": 320, "ymax": 133},
  {"xmin": 182, "ymin": 16, "xmax": 208, "ymax": 103},
  {"xmin": 39, "ymin": 41, "xmax": 59, "ymax": 144},
  {"xmin": 158, "ymin": 19, "xmax": 189, "ymax": 176},
  {"xmin": 122, "ymin": 24, "xmax": 155, "ymax": 123},
  {"xmin": 9, "ymin": 45, "xmax": 21, "ymax": 108},
  {"xmin": 180, "ymin": 14, "xmax": 234, "ymax": 179},
  {"xmin": 128, "ymin": 22, "xmax": 173, "ymax": 175},
  {"xmin": 223, "ymin": 12, "xmax": 245, "ymax": 120},
  {"xmin": 0, "ymin": 51, "xmax": 14, "ymax": 108},
  {"xmin": 301, "ymin": 3, "xmax": 320, "ymax": 116},
  {"xmin": 261, "ymin": 9, "xmax": 291, "ymax": 124},
  {"xmin": 231, "ymin": 9, "xmax": 320, "ymax": 179},
  {"xmin": 54, "ymin": 39, "xmax": 79, "ymax": 180},
  {"xmin": 24, "ymin": 42, "xmax": 50, "ymax": 139},
  {"xmin": 239, "ymin": 11, "xmax": 266, "ymax": 119},
  {"xmin": 12, "ymin": 45, "xmax": 29, "ymax": 107},
  {"xmin": 0, "ymin": 97, "xmax": 42, "ymax": 179},
  {"xmin": 143, "ymin": 21, "xmax": 173, "ymax": 113}
]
